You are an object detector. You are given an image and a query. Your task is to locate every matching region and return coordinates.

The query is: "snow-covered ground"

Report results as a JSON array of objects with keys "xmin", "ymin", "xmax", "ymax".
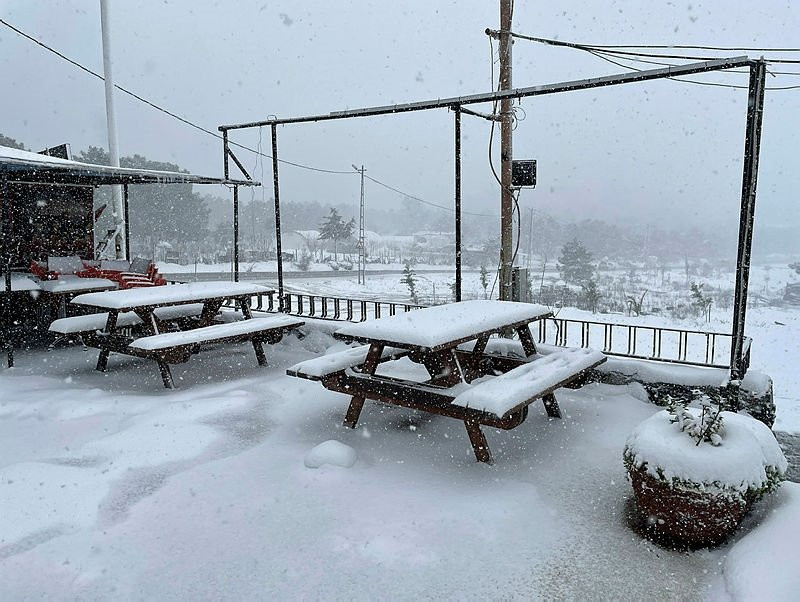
[{"xmin": 1, "ymin": 315, "xmax": 798, "ymax": 599}]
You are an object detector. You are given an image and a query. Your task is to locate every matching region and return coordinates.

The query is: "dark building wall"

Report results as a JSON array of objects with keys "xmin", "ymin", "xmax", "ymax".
[{"xmin": 3, "ymin": 183, "xmax": 94, "ymax": 267}]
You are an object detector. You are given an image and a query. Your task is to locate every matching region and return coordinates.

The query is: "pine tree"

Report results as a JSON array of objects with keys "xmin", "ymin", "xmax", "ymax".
[
  {"xmin": 318, "ymin": 208, "xmax": 354, "ymax": 261},
  {"xmin": 401, "ymin": 262, "xmax": 419, "ymax": 304},
  {"xmin": 557, "ymin": 237, "xmax": 595, "ymax": 285},
  {"xmin": 479, "ymin": 265, "xmax": 489, "ymax": 299}
]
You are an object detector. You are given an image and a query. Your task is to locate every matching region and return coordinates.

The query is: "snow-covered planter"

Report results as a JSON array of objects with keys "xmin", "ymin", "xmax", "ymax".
[{"xmin": 624, "ymin": 402, "xmax": 787, "ymax": 548}]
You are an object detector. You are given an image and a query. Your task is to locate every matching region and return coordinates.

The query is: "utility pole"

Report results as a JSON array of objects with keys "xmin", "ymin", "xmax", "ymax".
[
  {"xmin": 352, "ymin": 164, "xmax": 367, "ymax": 285},
  {"xmin": 99, "ymin": 0, "xmax": 126, "ymax": 260},
  {"xmin": 498, "ymin": 0, "xmax": 514, "ymax": 300}
]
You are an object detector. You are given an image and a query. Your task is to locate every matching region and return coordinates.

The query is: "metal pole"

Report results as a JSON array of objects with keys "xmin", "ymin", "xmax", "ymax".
[
  {"xmin": 454, "ymin": 106, "xmax": 462, "ymax": 302},
  {"xmin": 730, "ymin": 60, "xmax": 766, "ymax": 380},
  {"xmin": 123, "ymin": 183, "xmax": 130, "ymax": 261},
  {"xmin": 1, "ymin": 174, "xmax": 9, "ymax": 293},
  {"xmin": 271, "ymin": 124, "xmax": 285, "ymax": 310},
  {"xmin": 354, "ymin": 164, "xmax": 366, "ymax": 285},
  {"xmin": 233, "ymin": 185, "xmax": 239, "ymax": 282},
  {"xmin": 498, "ymin": 0, "xmax": 514, "ymax": 301},
  {"xmin": 99, "ymin": 0, "xmax": 125, "ymax": 260}
]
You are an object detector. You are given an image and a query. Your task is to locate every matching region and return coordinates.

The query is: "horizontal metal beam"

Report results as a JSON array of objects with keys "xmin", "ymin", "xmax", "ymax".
[{"xmin": 219, "ymin": 56, "xmax": 753, "ymax": 130}]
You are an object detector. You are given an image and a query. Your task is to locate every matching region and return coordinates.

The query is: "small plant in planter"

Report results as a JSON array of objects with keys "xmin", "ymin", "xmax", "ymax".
[{"xmin": 624, "ymin": 393, "xmax": 787, "ymax": 548}]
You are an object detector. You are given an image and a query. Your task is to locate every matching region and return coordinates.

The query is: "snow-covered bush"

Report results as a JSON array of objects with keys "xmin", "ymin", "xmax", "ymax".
[{"xmin": 666, "ymin": 394, "xmax": 723, "ymax": 446}]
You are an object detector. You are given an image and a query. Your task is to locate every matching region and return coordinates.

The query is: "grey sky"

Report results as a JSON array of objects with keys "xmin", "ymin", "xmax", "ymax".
[{"xmin": 1, "ymin": 0, "xmax": 798, "ymax": 233}]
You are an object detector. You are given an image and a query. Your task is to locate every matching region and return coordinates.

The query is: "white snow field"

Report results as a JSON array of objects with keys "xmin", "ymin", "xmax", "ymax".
[{"xmin": 1, "ymin": 314, "xmax": 798, "ymax": 600}]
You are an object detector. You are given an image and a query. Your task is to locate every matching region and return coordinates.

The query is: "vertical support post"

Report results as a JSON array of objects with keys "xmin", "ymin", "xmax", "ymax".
[
  {"xmin": 271, "ymin": 124, "xmax": 285, "ymax": 310},
  {"xmin": 222, "ymin": 129, "xmax": 230, "ymax": 180},
  {"xmin": 730, "ymin": 60, "xmax": 766, "ymax": 381},
  {"xmin": 100, "ymin": 0, "xmax": 125, "ymax": 260},
  {"xmin": 1, "ymin": 174, "xmax": 10, "ymax": 293},
  {"xmin": 0, "ymin": 174, "xmax": 11, "ymax": 368},
  {"xmin": 123, "ymin": 183, "xmax": 130, "ymax": 261},
  {"xmin": 498, "ymin": 0, "xmax": 514, "ymax": 301},
  {"xmin": 233, "ymin": 185, "xmax": 239, "ymax": 282},
  {"xmin": 454, "ymin": 106, "xmax": 462, "ymax": 302}
]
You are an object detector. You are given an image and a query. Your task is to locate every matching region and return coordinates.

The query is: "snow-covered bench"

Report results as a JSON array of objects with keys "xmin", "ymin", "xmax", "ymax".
[
  {"xmin": 129, "ymin": 314, "xmax": 305, "ymax": 388},
  {"xmin": 452, "ymin": 347, "xmax": 607, "ymax": 420},
  {"xmin": 49, "ymin": 303, "xmax": 206, "ymax": 337},
  {"xmin": 287, "ymin": 344, "xmax": 408, "ymax": 381}
]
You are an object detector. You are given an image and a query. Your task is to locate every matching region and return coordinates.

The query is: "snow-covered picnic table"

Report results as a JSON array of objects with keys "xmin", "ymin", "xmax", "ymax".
[
  {"xmin": 63, "ymin": 281, "xmax": 302, "ymax": 388},
  {"xmin": 289, "ymin": 300, "xmax": 606, "ymax": 463}
]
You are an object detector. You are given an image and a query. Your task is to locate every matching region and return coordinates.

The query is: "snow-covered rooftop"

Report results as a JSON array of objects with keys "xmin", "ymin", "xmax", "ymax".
[{"xmin": 0, "ymin": 145, "xmax": 256, "ymax": 187}]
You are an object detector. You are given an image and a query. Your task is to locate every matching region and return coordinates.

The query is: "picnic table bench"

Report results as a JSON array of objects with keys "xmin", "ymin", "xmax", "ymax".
[
  {"xmin": 288, "ymin": 300, "xmax": 606, "ymax": 464},
  {"xmin": 64, "ymin": 281, "xmax": 304, "ymax": 388}
]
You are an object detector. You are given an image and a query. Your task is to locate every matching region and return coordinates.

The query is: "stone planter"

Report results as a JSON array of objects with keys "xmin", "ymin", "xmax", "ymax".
[{"xmin": 624, "ymin": 409, "xmax": 787, "ymax": 548}]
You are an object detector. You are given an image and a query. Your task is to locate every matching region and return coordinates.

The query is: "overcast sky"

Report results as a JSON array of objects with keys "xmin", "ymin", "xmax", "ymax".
[{"xmin": 1, "ymin": 0, "xmax": 798, "ymax": 236}]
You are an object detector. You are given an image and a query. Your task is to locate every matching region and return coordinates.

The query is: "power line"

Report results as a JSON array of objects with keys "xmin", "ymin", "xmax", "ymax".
[
  {"xmin": 506, "ymin": 31, "xmax": 800, "ymax": 65},
  {"xmin": 2, "ymin": 17, "xmax": 500, "ymax": 217},
  {"xmin": 501, "ymin": 30, "xmax": 800, "ymax": 90},
  {"xmin": 364, "ymin": 174, "xmax": 499, "ymax": 218},
  {"xmin": 587, "ymin": 48, "xmax": 800, "ymax": 90},
  {"xmin": 0, "ymin": 17, "xmax": 354, "ymax": 175},
  {"xmin": 557, "ymin": 41, "xmax": 800, "ymax": 53}
]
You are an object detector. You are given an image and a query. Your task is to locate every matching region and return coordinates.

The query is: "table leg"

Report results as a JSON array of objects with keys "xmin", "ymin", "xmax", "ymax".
[
  {"xmin": 342, "ymin": 342, "xmax": 384, "ymax": 429},
  {"xmin": 343, "ymin": 396, "xmax": 366, "ymax": 429},
  {"xmin": 517, "ymin": 324, "xmax": 538, "ymax": 356},
  {"xmin": 464, "ymin": 419, "xmax": 493, "ymax": 464},
  {"xmin": 252, "ymin": 340, "xmax": 267, "ymax": 366},
  {"xmin": 240, "ymin": 297, "xmax": 253, "ymax": 320},
  {"xmin": 95, "ymin": 310, "xmax": 120, "ymax": 372},
  {"xmin": 158, "ymin": 360, "xmax": 175, "ymax": 389},
  {"xmin": 198, "ymin": 299, "xmax": 224, "ymax": 328},
  {"xmin": 422, "ymin": 349, "xmax": 463, "ymax": 387},
  {"xmin": 96, "ymin": 349, "xmax": 110, "ymax": 372},
  {"xmin": 542, "ymin": 392, "xmax": 562, "ymax": 418}
]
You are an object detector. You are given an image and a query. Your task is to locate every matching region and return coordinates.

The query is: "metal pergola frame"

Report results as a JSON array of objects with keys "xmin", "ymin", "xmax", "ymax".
[{"xmin": 219, "ymin": 56, "xmax": 766, "ymax": 380}]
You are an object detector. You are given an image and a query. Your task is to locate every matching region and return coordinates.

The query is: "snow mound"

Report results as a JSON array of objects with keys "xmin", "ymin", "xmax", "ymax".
[
  {"xmin": 624, "ymin": 409, "xmax": 787, "ymax": 494},
  {"xmin": 720, "ymin": 482, "xmax": 800, "ymax": 600},
  {"xmin": 304, "ymin": 440, "xmax": 357, "ymax": 469}
]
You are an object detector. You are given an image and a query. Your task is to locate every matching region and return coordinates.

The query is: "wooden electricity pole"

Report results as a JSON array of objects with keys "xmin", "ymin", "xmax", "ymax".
[{"xmin": 498, "ymin": 0, "xmax": 514, "ymax": 300}]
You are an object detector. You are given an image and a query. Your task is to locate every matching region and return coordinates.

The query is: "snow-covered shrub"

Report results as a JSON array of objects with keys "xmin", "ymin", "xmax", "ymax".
[{"xmin": 666, "ymin": 394, "xmax": 723, "ymax": 446}]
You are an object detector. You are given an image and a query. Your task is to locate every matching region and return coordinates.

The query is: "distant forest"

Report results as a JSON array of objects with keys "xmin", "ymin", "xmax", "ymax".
[{"xmin": 2, "ymin": 134, "xmax": 794, "ymax": 265}]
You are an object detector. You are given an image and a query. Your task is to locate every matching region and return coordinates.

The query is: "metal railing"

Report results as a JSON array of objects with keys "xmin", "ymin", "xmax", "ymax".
[
  {"xmin": 537, "ymin": 317, "xmax": 744, "ymax": 370},
  {"xmin": 240, "ymin": 291, "xmax": 742, "ymax": 371},
  {"xmin": 280, "ymin": 292, "xmax": 423, "ymax": 322}
]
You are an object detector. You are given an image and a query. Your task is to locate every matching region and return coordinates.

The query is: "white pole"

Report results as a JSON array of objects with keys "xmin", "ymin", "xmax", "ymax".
[{"xmin": 100, "ymin": 0, "xmax": 126, "ymax": 259}]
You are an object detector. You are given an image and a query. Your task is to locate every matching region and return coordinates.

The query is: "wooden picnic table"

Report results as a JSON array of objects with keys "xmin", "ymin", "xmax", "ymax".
[
  {"xmin": 288, "ymin": 300, "xmax": 607, "ymax": 463},
  {"xmin": 68, "ymin": 281, "xmax": 303, "ymax": 388}
]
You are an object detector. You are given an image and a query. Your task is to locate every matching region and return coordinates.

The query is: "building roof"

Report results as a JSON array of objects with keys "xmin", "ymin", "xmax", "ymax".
[{"xmin": 0, "ymin": 145, "xmax": 257, "ymax": 187}]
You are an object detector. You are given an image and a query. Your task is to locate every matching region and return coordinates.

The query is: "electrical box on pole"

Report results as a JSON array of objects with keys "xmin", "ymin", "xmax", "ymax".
[{"xmin": 511, "ymin": 160, "xmax": 536, "ymax": 188}]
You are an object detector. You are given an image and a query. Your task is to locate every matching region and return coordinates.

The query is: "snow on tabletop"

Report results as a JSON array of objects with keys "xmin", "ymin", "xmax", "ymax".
[
  {"xmin": 38, "ymin": 276, "xmax": 118, "ymax": 294},
  {"xmin": 287, "ymin": 344, "xmax": 405, "ymax": 378},
  {"xmin": 452, "ymin": 348, "xmax": 606, "ymax": 417},
  {"xmin": 129, "ymin": 314, "xmax": 302, "ymax": 350},
  {"xmin": 334, "ymin": 300, "xmax": 551, "ymax": 349},
  {"xmin": 624, "ymin": 409, "xmax": 787, "ymax": 493},
  {"xmin": 715, "ymin": 482, "xmax": 800, "ymax": 600},
  {"xmin": 304, "ymin": 440, "xmax": 357, "ymax": 468},
  {"xmin": 71, "ymin": 280, "xmax": 271, "ymax": 309}
]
